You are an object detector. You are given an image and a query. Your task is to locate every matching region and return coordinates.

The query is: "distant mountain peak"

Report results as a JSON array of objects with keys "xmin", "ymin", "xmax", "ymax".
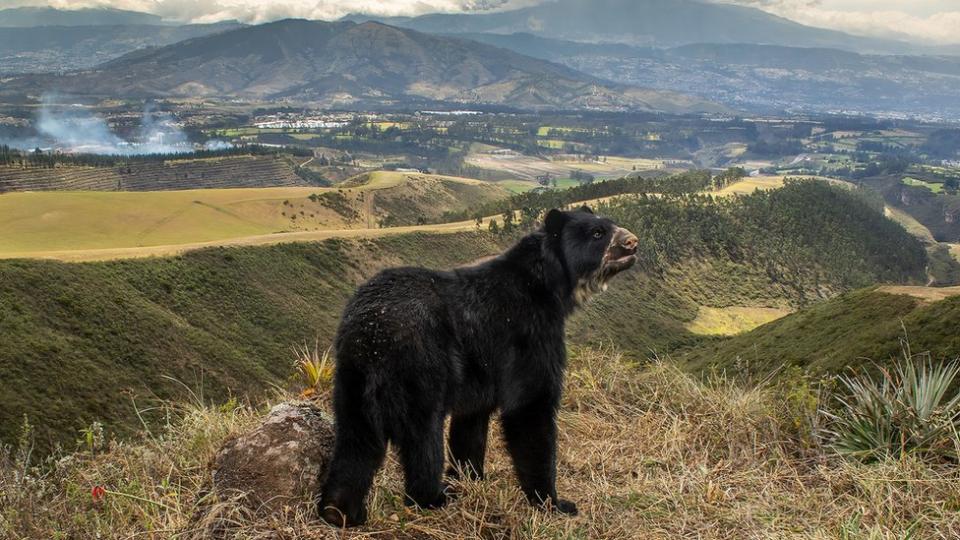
[
  {"xmin": 6, "ymin": 18, "xmax": 723, "ymax": 114},
  {"xmin": 343, "ymin": 0, "xmax": 911, "ymax": 54}
]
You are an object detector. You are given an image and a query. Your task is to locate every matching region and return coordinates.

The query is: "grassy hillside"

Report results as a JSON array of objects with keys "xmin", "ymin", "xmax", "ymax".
[
  {"xmin": 682, "ymin": 287, "xmax": 960, "ymax": 375},
  {"xmin": 0, "ymin": 181, "xmax": 928, "ymax": 448},
  {"xmin": 0, "ymin": 234, "xmax": 509, "ymax": 448},
  {"xmin": 884, "ymin": 181, "xmax": 960, "ymax": 243},
  {"xmin": 4, "ymin": 347, "xmax": 958, "ymax": 539},
  {"xmin": 0, "ymin": 172, "xmax": 509, "ymax": 257}
]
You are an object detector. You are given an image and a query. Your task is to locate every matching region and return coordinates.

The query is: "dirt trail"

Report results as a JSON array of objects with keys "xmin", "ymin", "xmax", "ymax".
[{"xmin": 0, "ymin": 219, "xmax": 484, "ymax": 262}]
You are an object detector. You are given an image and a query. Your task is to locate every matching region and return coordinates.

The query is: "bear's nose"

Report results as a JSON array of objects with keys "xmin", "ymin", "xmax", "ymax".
[{"xmin": 620, "ymin": 231, "xmax": 638, "ymax": 252}]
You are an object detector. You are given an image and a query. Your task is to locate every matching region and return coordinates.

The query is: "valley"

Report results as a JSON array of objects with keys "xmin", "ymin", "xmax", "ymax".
[
  {"xmin": 0, "ymin": 179, "xmax": 934, "ymax": 449},
  {"xmin": 2, "ymin": 3, "xmax": 960, "ymax": 537}
]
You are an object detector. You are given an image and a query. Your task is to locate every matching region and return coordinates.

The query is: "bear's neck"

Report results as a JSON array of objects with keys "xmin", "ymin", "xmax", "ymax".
[{"xmin": 500, "ymin": 232, "xmax": 579, "ymax": 315}]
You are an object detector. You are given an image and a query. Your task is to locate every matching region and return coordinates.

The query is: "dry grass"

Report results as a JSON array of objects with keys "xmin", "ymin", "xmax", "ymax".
[
  {"xmin": 3, "ymin": 347, "xmax": 960, "ymax": 539},
  {"xmin": 714, "ymin": 176, "xmax": 787, "ymax": 197},
  {"xmin": 883, "ymin": 207, "xmax": 936, "ymax": 244},
  {"xmin": 714, "ymin": 177, "xmax": 848, "ymax": 198},
  {"xmin": 876, "ymin": 285, "xmax": 960, "ymax": 303},
  {"xmin": 0, "ymin": 171, "xmax": 508, "ymax": 261},
  {"xmin": 687, "ymin": 306, "xmax": 792, "ymax": 336}
]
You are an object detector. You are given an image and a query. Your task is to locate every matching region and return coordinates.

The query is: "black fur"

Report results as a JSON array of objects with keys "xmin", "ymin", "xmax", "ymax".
[{"xmin": 318, "ymin": 207, "xmax": 638, "ymax": 527}]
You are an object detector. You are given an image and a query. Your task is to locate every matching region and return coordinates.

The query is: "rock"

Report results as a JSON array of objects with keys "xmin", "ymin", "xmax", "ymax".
[{"xmin": 209, "ymin": 402, "xmax": 335, "ymax": 515}]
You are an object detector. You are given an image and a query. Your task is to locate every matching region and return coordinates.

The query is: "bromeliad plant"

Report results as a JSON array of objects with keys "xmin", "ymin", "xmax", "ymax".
[
  {"xmin": 823, "ymin": 346, "xmax": 960, "ymax": 462},
  {"xmin": 295, "ymin": 338, "xmax": 334, "ymax": 400}
]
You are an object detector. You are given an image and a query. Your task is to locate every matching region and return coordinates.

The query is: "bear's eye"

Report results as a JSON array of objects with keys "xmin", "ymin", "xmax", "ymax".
[{"xmin": 592, "ymin": 228, "xmax": 605, "ymax": 239}]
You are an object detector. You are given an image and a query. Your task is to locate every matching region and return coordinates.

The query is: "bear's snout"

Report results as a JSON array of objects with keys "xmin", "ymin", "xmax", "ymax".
[
  {"xmin": 602, "ymin": 226, "xmax": 639, "ymax": 274},
  {"xmin": 616, "ymin": 227, "xmax": 639, "ymax": 255}
]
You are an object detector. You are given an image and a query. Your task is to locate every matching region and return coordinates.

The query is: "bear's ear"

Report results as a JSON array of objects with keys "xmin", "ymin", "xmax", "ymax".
[
  {"xmin": 580, "ymin": 205, "xmax": 594, "ymax": 214},
  {"xmin": 544, "ymin": 209, "xmax": 568, "ymax": 238}
]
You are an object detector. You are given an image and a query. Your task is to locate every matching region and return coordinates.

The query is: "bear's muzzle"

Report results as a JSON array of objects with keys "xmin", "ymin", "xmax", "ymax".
[{"xmin": 604, "ymin": 226, "xmax": 639, "ymax": 272}]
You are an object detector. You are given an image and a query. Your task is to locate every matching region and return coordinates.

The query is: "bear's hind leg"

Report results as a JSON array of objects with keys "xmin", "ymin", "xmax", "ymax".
[
  {"xmin": 318, "ymin": 367, "xmax": 387, "ymax": 527},
  {"xmin": 398, "ymin": 411, "xmax": 448, "ymax": 510},
  {"xmin": 447, "ymin": 411, "xmax": 490, "ymax": 480},
  {"xmin": 318, "ymin": 422, "xmax": 386, "ymax": 526}
]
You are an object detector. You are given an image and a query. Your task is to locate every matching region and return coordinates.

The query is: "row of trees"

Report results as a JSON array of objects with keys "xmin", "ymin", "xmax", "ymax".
[
  {"xmin": 0, "ymin": 144, "xmax": 311, "ymax": 169},
  {"xmin": 444, "ymin": 170, "xmax": 715, "ymax": 224},
  {"xmin": 596, "ymin": 180, "xmax": 927, "ymax": 303},
  {"xmin": 474, "ymin": 178, "xmax": 926, "ymax": 303}
]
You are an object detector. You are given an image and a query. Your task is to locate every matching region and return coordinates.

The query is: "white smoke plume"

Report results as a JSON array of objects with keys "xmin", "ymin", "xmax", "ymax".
[{"xmin": 3, "ymin": 96, "xmax": 229, "ymax": 155}]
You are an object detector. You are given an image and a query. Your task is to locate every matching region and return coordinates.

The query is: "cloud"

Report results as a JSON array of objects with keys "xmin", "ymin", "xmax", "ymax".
[
  {"xmin": 3, "ymin": 0, "xmax": 959, "ymax": 45},
  {"xmin": 719, "ymin": 0, "xmax": 960, "ymax": 44},
  {"xmin": 0, "ymin": 0, "xmax": 542, "ymax": 23},
  {"xmin": 778, "ymin": 8, "xmax": 960, "ymax": 45}
]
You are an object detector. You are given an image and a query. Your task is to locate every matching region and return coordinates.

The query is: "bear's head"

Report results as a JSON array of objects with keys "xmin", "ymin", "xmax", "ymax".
[{"xmin": 543, "ymin": 206, "xmax": 639, "ymax": 305}]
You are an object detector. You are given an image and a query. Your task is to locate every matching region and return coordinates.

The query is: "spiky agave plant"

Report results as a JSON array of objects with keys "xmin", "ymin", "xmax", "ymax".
[
  {"xmin": 824, "ymin": 346, "xmax": 960, "ymax": 461},
  {"xmin": 294, "ymin": 338, "xmax": 334, "ymax": 399}
]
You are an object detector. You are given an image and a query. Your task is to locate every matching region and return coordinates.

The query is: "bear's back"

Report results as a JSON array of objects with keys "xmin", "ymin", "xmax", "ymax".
[{"xmin": 336, "ymin": 267, "xmax": 459, "ymax": 360}]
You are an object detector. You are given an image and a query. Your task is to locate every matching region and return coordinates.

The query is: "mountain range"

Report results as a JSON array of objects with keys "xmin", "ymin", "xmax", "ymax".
[
  {"xmin": 343, "ymin": 0, "xmax": 916, "ymax": 54},
  {"xmin": 2, "ymin": 2, "xmax": 960, "ymax": 116},
  {"xmin": 4, "ymin": 19, "xmax": 722, "ymax": 113},
  {"xmin": 0, "ymin": 7, "xmax": 165, "ymax": 27},
  {"xmin": 0, "ymin": 22, "xmax": 243, "ymax": 74},
  {"xmin": 458, "ymin": 33, "xmax": 960, "ymax": 117}
]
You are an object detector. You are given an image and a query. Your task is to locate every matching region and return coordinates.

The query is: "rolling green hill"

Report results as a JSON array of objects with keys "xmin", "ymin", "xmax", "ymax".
[
  {"xmin": 681, "ymin": 287, "xmax": 960, "ymax": 375},
  {"xmin": 0, "ymin": 180, "xmax": 929, "ymax": 449},
  {"xmin": 0, "ymin": 171, "xmax": 510, "ymax": 258}
]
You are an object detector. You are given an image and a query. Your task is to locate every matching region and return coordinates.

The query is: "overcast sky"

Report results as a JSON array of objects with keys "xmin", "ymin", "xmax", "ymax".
[{"xmin": 2, "ymin": 0, "xmax": 958, "ymax": 45}]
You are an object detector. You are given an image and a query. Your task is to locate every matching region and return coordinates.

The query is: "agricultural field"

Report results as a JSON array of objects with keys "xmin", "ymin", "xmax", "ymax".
[
  {"xmin": 714, "ymin": 176, "xmax": 849, "ymax": 197},
  {"xmin": 903, "ymin": 176, "xmax": 944, "ymax": 193},
  {"xmin": 714, "ymin": 176, "xmax": 786, "ymax": 196},
  {"xmin": 683, "ymin": 287, "xmax": 960, "ymax": 375},
  {"xmin": 465, "ymin": 149, "xmax": 673, "ymax": 184},
  {"xmin": 0, "ymin": 171, "xmax": 509, "ymax": 260}
]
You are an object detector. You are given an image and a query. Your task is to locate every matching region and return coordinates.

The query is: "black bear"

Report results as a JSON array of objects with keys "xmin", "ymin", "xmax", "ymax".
[{"xmin": 318, "ymin": 206, "xmax": 639, "ymax": 527}]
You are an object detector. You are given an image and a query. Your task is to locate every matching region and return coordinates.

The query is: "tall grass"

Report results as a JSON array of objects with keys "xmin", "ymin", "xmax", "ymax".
[{"xmin": 2, "ymin": 347, "xmax": 959, "ymax": 539}]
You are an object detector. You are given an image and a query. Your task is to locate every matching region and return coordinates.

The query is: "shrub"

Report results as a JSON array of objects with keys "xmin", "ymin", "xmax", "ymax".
[{"xmin": 823, "ymin": 345, "xmax": 960, "ymax": 462}]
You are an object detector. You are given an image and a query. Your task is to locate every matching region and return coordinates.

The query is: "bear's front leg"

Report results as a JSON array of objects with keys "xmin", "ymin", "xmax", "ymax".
[
  {"xmin": 447, "ymin": 411, "xmax": 491, "ymax": 480},
  {"xmin": 501, "ymin": 399, "xmax": 578, "ymax": 516}
]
